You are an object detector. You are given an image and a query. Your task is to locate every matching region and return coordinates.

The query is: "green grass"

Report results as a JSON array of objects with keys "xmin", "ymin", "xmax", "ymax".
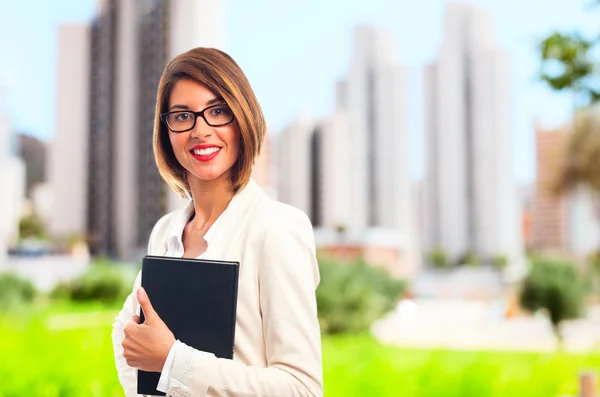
[
  {"xmin": 0, "ymin": 304, "xmax": 122, "ymax": 397},
  {"xmin": 323, "ymin": 335, "xmax": 600, "ymax": 397},
  {"xmin": 1, "ymin": 304, "xmax": 599, "ymax": 397}
]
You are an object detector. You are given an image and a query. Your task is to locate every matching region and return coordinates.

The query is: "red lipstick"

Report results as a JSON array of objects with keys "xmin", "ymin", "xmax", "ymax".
[{"xmin": 190, "ymin": 144, "xmax": 222, "ymax": 162}]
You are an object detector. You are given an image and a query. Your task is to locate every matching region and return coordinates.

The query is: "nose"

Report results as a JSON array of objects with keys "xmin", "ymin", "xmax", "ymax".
[{"xmin": 190, "ymin": 115, "xmax": 213, "ymax": 138}]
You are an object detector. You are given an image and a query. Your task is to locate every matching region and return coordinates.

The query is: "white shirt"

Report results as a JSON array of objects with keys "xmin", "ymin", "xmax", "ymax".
[{"xmin": 157, "ymin": 201, "xmax": 222, "ymax": 393}]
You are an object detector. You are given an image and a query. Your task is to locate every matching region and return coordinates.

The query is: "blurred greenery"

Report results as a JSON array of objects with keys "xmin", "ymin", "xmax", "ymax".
[
  {"xmin": 50, "ymin": 260, "xmax": 133, "ymax": 305},
  {"xmin": 323, "ymin": 335, "xmax": 600, "ymax": 397},
  {"xmin": 18, "ymin": 214, "xmax": 47, "ymax": 240},
  {"xmin": 426, "ymin": 248, "xmax": 451, "ymax": 269},
  {"xmin": 455, "ymin": 251, "xmax": 480, "ymax": 268},
  {"xmin": 519, "ymin": 259, "xmax": 585, "ymax": 347},
  {"xmin": 1, "ymin": 304, "xmax": 599, "ymax": 397},
  {"xmin": 491, "ymin": 254, "xmax": 509, "ymax": 270},
  {"xmin": 0, "ymin": 272, "xmax": 37, "ymax": 313},
  {"xmin": 0, "ymin": 304, "xmax": 122, "ymax": 397},
  {"xmin": 316, "ymin": 256, "xmax": 407, "ymax": 334}
]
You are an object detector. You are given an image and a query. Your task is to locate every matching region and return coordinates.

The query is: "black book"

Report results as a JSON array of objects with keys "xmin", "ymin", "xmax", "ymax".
[{"xmin": 137, "ymin": 255, "xmax": 240, "ymax": 396}]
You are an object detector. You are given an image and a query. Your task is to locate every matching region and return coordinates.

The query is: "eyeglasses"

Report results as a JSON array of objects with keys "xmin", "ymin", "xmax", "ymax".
[{"xmin": 160, "ymin": 103, "xmax": 235, "ymax": 132}]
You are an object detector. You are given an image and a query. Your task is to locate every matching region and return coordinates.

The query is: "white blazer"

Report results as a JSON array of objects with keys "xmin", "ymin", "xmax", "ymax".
[{"xmin": 111, "ymin": 180, "xmax": 323, "ymax": 397}]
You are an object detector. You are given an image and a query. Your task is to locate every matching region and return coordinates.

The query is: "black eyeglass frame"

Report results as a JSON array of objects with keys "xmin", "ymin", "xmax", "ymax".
[{"xmin": 160, "ymin": 103, "xmax": 235, "ymax": 132}]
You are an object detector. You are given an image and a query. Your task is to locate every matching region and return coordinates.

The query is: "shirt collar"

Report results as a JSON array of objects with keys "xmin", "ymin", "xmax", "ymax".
[{"xmin": 166, "ymin": 200, "xmax": 223, "ymax": 248}]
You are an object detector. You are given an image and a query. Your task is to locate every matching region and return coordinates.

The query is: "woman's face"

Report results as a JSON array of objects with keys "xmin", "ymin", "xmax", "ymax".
[{"xmin": 167, "ymin": 78, "xmax": 240, "ymax": 185}]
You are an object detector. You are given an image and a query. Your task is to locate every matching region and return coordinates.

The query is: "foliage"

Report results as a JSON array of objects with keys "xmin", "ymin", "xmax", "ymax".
[
  {"xmin": 427, "ymin": 248, "xmax": 450, "ymax": 269},
  {"xmin": 538, "ymin": 8, "xmax": 600, "ymax": 254},
  {"xmin": 18, "ymin": 214, "xmax": 47, "ymax": 240},
  {"xmin": 316, "ymin": 256, "xmax": 406, "ymax": 334},
  {"xmin": 552, "ymin": 108, "xmax": 600, "ymax": 195},
  {"xmin": 455, "ymin": 251, "xmax": 480, "ymax": 267},
  {"xmin": 0, "ymin": 272, "xmax": 37, "ymax": 312},
  {"xmin": 50, "ymin": 261, "xmax": 130, "ymax": 305},
  {"xmin": 539, "ymin": 32, "xmax": 599, "ymax": 105},
  {"xmin": 492, "ymin": 254, "xmax": 509, "ymax": 270},
  {"xmin": 519, "ymin": 259, "xmax": 585, "ymax": 346}
]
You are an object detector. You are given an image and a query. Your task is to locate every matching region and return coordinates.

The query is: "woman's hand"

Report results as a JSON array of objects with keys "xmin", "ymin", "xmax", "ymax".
[{"xmin": 122, "ymin": 287, "xmax": 176, "ymax": 372}]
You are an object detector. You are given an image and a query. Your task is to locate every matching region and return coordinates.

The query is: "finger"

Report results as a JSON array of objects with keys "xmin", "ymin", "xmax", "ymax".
[
  {"xmin": 137, "ymin": 287, "xmax": 158, "ymax": 323},
  {"xmin": 131, "ymin": 314, "xmax": 140, "ymax": 324}
]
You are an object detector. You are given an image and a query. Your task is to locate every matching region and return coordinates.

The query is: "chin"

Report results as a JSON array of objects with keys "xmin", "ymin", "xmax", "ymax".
[{"xmin": 190, "ymin": 168, "xmax": 230, "ymax": 183}]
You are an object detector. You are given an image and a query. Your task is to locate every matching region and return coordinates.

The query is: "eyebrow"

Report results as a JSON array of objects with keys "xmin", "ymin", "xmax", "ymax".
[{"xmin": 168, "ymin": 96, "xmax": 224, "ymax": 112}]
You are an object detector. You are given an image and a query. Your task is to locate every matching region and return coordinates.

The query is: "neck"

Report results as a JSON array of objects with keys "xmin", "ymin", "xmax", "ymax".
[{"xmin": 187, "ymin": 172, "xmax": 235, "ymax": 231}]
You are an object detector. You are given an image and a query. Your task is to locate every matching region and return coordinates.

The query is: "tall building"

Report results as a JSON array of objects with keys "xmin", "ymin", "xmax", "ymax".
[
  {"xmin": 530, "ymin": 124, "xmax": 569, "ymax": 251},
  {"xmin": 279, "ymin": 26, "xmax": 410, "ymax": 232},
  {"xmin": 336, "ymin": 26, "xmax": 409, "ymax": 231},
  {"xmin": 424, "ymin": 3, "xmax": 523, "ymax": 265},
  {"xmin": 0, "ymin": 91, "xmax": 25, "ymax": 264},
  {"xmin": 16, "ymin": 133, "xmax": 47, "ymax": 198},
  {"xmin": 87, "ymin": 1, "xmax": 117, "ymax": 257},
  {"xmin": 277, "ymin": 116, "xmax": 316, "ymax": 219},
  {"xmin": 51, "ymin": 0, "xmax": 223, "ymax": 259},
  {"xmin": 49, "ymin": 24, "xmax": 90, "ymax": 241},
  {"xmin": 278, "ymin": 26, "xmax": 420, "ymax": 277}
]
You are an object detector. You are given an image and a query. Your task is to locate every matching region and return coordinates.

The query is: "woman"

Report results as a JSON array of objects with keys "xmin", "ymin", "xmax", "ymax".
[{"xmin": 111, "ymin": 48, "xmax": 323, "ymax": 397}]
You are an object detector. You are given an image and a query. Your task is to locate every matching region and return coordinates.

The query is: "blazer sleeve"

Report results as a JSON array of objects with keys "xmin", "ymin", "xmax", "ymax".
[
  {"xmin": 164, "ymin": 208, "xmax": 323, "ymax": 397},
  {"xmin": 111, "ymin": 212, "xmax": 172, "ymax": 397},
  {"xmin": 111, "ymin": 271, "xmax": 142, "ymax": 397}
]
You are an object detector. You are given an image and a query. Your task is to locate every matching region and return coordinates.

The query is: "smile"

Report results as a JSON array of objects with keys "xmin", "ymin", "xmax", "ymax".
[
  {"xmin": 190, "ymin": 146, "xmax": 221, "ymax": 162},
  {"xmin": 192, "ymin": 147, "xmax": 220, "ymax": 156}
]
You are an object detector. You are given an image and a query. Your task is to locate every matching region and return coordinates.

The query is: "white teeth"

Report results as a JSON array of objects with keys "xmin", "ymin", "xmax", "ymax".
[{"xmin": 193, "ymin": 147, "xmax": 220, "ymax": 156}]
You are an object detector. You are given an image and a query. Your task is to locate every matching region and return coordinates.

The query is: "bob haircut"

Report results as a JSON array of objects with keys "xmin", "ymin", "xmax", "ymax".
[{"xmin": 153, "ymin": 47, "xmax": 266, "ymax": 197}]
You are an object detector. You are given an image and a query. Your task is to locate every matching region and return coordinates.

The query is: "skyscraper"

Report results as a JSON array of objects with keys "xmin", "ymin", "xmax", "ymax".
[
  {"xmin": 337, "ymin": 26, "xmax": 409, "ymax": 232},
  {"xmin": 278, "ymin": 26, "xmax": 411, "ymax": 233},
  {"xmin": 277, "ymin": 26, "xmax": 419, "ymax": 276},
  {"xmin": 277, "ymin": 116, "xmax": 316, "ymax": 220},
  {"xmin": 49, "ymin": 24, "xmax": 90, "ymax": 241},
  {"xmin": 530, "ymin": 124, "xmax": 569, "ymax": 251},
  {"xmin": 0, "ymin": 91, "xmax": 25, "ymax": 264},
  {"xmin": 424, "ymin": 3, "xmax": 523, "ymax": 264}
]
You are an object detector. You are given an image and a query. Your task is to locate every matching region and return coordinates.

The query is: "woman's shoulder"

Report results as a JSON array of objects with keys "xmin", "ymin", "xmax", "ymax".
[
  {"xmin": 251, "ymin": 194, "xmax": 314, "ymax": 235},
  {"xmin": 147, "ymin": 209, "xmax": 179, "ymax": 254}
]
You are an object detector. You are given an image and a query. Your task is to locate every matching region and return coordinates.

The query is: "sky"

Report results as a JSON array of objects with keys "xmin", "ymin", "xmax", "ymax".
[{"xmin": 0, "ymin": 0, "xmax": 598, "ymax": 184}]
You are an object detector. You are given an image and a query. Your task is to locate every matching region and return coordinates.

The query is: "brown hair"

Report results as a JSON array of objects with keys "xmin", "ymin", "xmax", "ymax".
[{"xmin": 153, "ymin": 47, "xmax": 266, "ymax": 197}]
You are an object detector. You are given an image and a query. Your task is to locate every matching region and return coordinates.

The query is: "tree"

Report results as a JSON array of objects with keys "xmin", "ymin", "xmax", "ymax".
[
  {"xmin": 538, "ymin": 5, "xmax": 600, "ymax": 257},
  {"xmin": 519, "ymin": 259, "xmax": 584, "ymax": 348},
  {"xmin": 539, "ymin": 32, "xmax": 599, "ymax": 106}
]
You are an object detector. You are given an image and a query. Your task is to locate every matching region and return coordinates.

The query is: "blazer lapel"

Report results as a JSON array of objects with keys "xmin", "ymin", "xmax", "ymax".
[{"xmin": 203, "ymin": 179, "xmax": 265, "ymax": 260}]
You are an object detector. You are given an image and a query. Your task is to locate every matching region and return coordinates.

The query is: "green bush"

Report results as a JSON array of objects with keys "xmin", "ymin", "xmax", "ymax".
[
  {"xmin": 51, "ymin": 262, "xmax": 129, "ymax": 305},
  {"xmin": 492, "ymin": 254, "xmax": 508, "ymax": 270},
  {"xmin": 19, "ymin": 214, "xmax": 47, "ymax": 240},
  {"xmin": 456, "ymin": 251, "xmax": 480, "ymax": 267},
  {"xmin": 316, "ymin": 256, "xmax": 406, "ymax": 334},
  {"xmin": 427, "ymin": 248, "xmax": 450, "ymax": 269},
  {"xmin": 519, "ymin": 259, "xmax": 585, "ymax": 347},
  {"xmin": 0, "ymin": 272, "xmax": 37, "ymax": 312}
]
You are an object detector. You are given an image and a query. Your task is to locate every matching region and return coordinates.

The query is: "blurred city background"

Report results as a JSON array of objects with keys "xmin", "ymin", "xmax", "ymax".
[{"xmin": 1, "ymin": 0, "xmax": 600, "ymax": 396}]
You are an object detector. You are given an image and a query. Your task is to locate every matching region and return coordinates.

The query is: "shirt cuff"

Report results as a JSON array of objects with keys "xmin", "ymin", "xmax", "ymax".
[{"xmin": 157, "ymin": 340, "xmax": 180, "ymax": 393}]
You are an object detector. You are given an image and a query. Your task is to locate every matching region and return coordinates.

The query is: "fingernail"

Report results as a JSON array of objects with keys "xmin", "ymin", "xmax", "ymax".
[{"xmin": 138, "ymin": 287, "xmax": 146, "ymax": 297}]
